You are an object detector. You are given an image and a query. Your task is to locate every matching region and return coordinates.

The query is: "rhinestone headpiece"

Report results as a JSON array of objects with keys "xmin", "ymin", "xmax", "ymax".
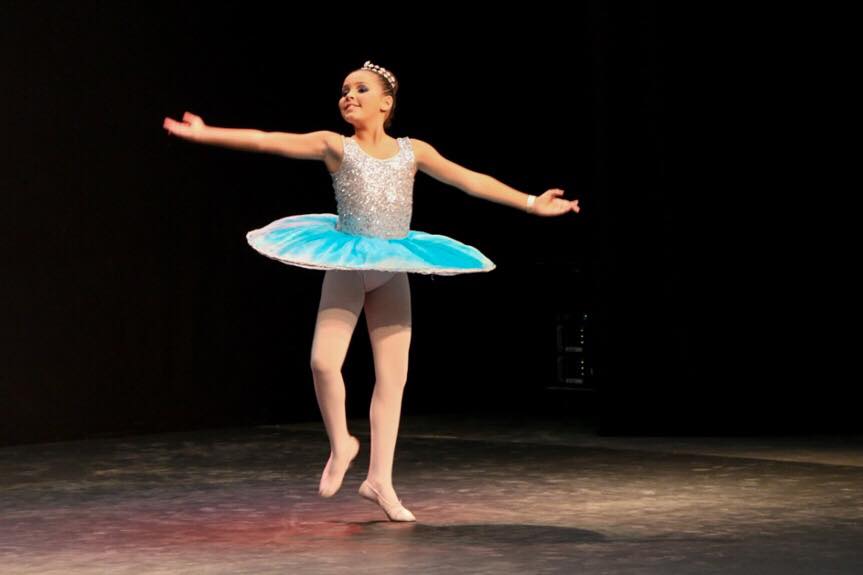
[{"xmin": 362, "ymin": 60, "xmax": 397, "ymax": 91}]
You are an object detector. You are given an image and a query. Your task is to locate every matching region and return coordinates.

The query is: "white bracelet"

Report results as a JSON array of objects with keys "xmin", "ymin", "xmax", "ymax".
[{"xmin": 526, "ymin": 194, "xmax": 536, "ymax": 213}]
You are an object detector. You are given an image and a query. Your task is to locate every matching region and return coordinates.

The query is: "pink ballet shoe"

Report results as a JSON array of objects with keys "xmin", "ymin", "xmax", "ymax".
[
  {"xmin": 358, "ymin": 480, "xmax": 416, "ymax": 522},
  {"xmin": 318, "ymin": 435, "xmax": 360, "ymax": 497}
]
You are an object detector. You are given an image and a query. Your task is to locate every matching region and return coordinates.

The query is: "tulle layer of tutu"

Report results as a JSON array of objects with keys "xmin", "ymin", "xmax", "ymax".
[{"xmin": 246, "ymin": 213, "xmax": 496, "ymax": 275}]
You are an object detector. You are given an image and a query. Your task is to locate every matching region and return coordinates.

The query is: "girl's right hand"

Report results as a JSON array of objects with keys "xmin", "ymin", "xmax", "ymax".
[{"xmin": 163, "ymin": 111, "xmax": 206, "ymax": 141}]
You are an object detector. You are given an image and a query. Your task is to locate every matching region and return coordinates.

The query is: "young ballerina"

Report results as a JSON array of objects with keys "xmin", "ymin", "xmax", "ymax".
[{"xmin": 163, "ymin": 61, "xmax": 580, "ymax": 522}]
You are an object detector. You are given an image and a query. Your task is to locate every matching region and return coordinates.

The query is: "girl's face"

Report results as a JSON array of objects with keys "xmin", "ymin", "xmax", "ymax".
[{"xmin": 339, "ymin": 70, "xmax": 392, "ymax": 127}]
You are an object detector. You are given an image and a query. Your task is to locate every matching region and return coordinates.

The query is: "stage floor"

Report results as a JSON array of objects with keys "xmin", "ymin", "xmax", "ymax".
[{"xmin": 2, "ymin": 414, "xmax": 862, "ymax": 574}]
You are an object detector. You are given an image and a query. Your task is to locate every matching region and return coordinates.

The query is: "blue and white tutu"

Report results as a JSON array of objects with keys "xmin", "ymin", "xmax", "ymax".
[
  {"xmin": 245, "ymin": 135, "xmax": 496, "ymax": 276},
  {"xmin": 246, "ymin": 213, "xmax": 495, "ymax": 276}
]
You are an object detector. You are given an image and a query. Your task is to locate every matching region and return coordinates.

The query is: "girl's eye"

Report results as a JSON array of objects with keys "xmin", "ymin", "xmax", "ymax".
[{"xmin": 341, "ymin": 85, "xmax": 368, "ymax": 97}]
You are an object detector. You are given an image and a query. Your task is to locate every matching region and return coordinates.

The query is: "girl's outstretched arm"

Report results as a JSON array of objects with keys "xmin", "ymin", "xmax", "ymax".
[
  {"xmin": 163, "ymin": 112, "xmax": 341, "ymax": 161},
  {"xmin": 411, "ymin": 138, "xmax": 580, "ymax": 216}
]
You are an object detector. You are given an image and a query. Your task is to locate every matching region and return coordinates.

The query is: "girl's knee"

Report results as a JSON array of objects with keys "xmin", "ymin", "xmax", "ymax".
[{"xmin": 310, "ymin": 356, "xmax": 341, "ymax": 376}]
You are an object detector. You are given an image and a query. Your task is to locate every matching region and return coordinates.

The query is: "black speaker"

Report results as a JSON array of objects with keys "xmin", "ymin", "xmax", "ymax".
[{"xmin": 550, "ymin": 310, "xmax": 596, "ymax": 392}]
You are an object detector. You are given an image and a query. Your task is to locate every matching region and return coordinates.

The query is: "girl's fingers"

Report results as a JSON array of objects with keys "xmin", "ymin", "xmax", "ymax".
[{"xmin": 183, "ymin": 111, "xmax": 201, "ymax": 125}]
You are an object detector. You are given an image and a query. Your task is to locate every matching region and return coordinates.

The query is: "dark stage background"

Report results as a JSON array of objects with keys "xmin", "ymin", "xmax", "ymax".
[{"xmin": 1, "ymin": 3, "xmax": 846, "ymax": 445}]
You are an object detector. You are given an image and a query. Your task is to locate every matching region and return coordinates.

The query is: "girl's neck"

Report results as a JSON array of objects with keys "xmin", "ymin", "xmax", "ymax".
[{"xmin": 353, "ymin": 125, "xmax": 389, "ymax": 145}]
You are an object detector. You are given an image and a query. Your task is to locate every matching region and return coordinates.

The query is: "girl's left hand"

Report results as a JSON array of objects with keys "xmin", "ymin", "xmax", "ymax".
[{"xmin": 532, "ymin": 189, "xmax": 580, "ymax": 216}]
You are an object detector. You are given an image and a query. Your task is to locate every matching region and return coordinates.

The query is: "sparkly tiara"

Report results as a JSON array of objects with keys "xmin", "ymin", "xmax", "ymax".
[{"xmin": 362, "ymin": 60, "xmax": 397, "ymax": 91}]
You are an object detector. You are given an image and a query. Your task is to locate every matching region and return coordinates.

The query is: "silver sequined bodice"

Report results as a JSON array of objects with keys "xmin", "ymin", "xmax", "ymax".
[{"xmin": 332, "ymin": 135, "xmax": 416, "ymax": 239}]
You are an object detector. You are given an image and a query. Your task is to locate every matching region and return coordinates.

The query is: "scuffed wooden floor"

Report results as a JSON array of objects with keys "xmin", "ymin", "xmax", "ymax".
[{"xmin": 2, "ymin": 414, "xmax": 862, "ymax": 574}]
